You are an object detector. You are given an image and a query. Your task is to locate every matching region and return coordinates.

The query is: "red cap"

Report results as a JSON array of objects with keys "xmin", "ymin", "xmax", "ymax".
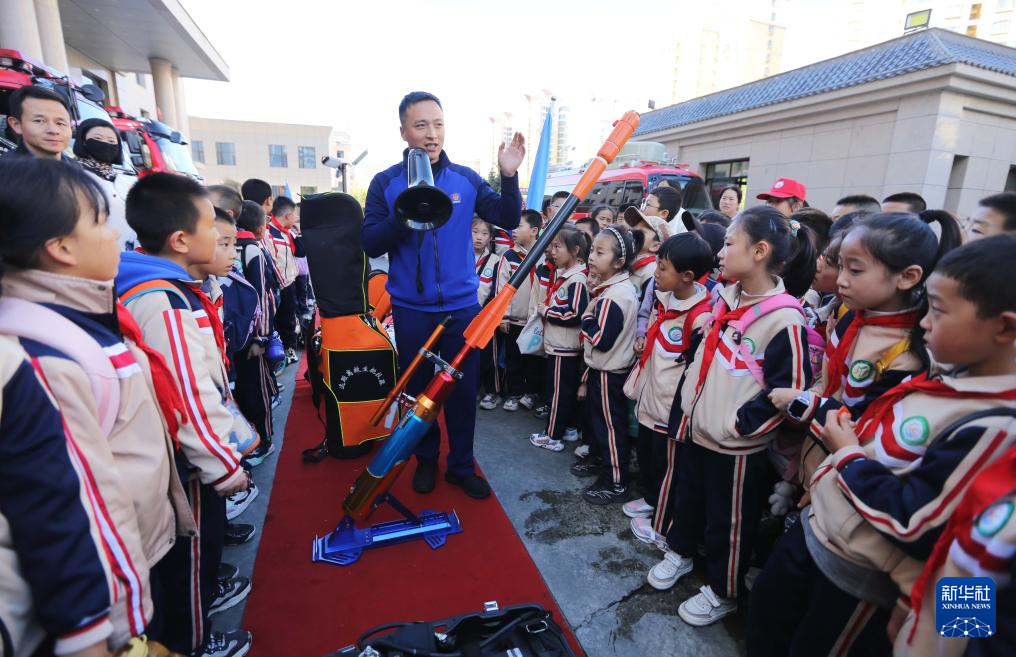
[{"xmin": 757, "ymin": 177, "xmax": 806, "ymax": 201}]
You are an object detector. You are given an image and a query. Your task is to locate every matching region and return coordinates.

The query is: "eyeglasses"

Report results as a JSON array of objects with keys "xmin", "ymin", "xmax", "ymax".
[{"xmin": 640, "ymin": 198, "xmax": 660, "ymax": 211}]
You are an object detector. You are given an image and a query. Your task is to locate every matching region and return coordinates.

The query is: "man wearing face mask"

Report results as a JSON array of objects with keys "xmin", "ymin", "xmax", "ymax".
[{"xmin": 74, "ymin": 118, "xmax": 137, "ymax": 250}]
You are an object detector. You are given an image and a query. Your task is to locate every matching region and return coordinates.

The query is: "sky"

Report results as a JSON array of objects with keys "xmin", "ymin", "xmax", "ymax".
[{"xmin": 177, "ymin": 0, "xmax": 880, "ymax": 184}]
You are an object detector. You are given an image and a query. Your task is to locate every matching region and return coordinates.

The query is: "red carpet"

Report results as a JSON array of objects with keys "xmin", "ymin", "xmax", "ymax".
[{"xmin": 243, "ymin": 362, "xmax": 584, "ymax": 656}]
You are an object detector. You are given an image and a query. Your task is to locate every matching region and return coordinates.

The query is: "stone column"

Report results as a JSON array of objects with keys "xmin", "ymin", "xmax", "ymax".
[
  {"xmin": 0, "ymin": 0, "xmax": 44, "ymax": 62},
  {"xmin": 33, "ymin": 0, "xmax": 67, "ymax": 73},
  {"xmin": 149, "ymin": 57, "xmax": 178, "ymax": 127},
  {"xmin": 171, "ymin": 66, "xmax": 190, "ymax": 135}
]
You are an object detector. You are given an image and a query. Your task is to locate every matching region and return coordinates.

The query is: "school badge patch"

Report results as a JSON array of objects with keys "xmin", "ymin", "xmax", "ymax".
[
  {"xmin": 668, "ymin": 327, "xmax": 683, "ymax": 344},
  {"xmin": 976, "ymin": 500, "xmax": 1014, "ymax": 538},
  {"xmin": 849, "ymin": 359, "xmax": 875, "ymax": 383},
  {"xmin": 899, "ymin": 415, "xmax": 930, "ymax": 446}
]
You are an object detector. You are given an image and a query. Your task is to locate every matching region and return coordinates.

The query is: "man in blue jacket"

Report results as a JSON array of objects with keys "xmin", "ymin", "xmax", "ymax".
[{"xmin": 362, "ymin": 91, "xmax": 525, "ymax": 499}]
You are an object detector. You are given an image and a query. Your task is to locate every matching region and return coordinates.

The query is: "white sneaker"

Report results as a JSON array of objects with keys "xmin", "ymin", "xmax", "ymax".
[
  {"xmin": 574, "ymin": 444, "xmax": 590, "ymax": 458},
  {"xmin": 225, "ymin": 484, "xmax": 259, "ymax": 521},
  {"xmin": 519, "ymin": 394, "xmax": 537, "ymax": 410},
  {"xmin": 678, "ymin": 585, "xmax": 738, "ymax": 626},
  {"xmin": 630, "ymin": 517, "xmax": 666, "ymax": 547},
  {"xmin": 648, "ymin": 550, "xmax": 693, "ymax": 590},
  {"xmin": 562, "ymin": 427, "xmax": 580, "ymax": 442},
  {"xmin": 479, "ymin": 393, "xmax": 501, "ymax": 410},
  {"xmin": 502, "ymin": 396, "xmax": 520, "ymax": 412},
  {"xmin": 623, "ymin": 497, "xmax": 654, "ymax": 519},
  {"xmin": 529, "ymin": 433, "xmax": 565, "ymax": 452}
]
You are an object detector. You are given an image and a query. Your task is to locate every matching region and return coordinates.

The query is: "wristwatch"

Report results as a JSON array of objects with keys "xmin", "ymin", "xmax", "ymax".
[{"xmin": 786, "ymin": 392, "xmax": 813, "ymax": 423}]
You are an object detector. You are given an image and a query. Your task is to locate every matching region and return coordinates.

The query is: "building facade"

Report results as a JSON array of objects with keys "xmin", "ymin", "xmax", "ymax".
[
  {"xmin": 636, "ymin": 28, "xmax": 1016, "ymax": 218},
  {"xmin": 0, "ymin": 0, "xmax": 227, "ymax": 136},
  {"xmin": 189, "ymin": 116, "xmax": 351, "ymax": 197}
]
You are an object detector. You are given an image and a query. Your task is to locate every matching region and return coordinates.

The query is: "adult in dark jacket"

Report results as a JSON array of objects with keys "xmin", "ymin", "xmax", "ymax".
[{"xmin": 362, "ymin": 91, "xmax": 524, "ymax": 499}]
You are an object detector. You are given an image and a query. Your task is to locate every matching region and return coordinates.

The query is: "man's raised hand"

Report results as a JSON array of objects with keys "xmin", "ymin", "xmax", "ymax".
[{"xmin": 498, "ymin": 131, "xmax": 526, "ymax": 178}]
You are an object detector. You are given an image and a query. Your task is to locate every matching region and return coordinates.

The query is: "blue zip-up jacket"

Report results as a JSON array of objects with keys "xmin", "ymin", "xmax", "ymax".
[{"xmin": 362, "ymin": 150, "xmax": 522, "ymax": 312}]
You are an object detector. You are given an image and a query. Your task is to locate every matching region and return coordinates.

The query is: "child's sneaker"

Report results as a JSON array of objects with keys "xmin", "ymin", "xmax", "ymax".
[
  {"xmin": 533, "ymin": 404, "xmax": 550, "ymax": 418},
  {"xmin": 573, "ymin": 443, "xmax": 590, "ymax": 458},
  {"xmin": 583, "ymin": 479, "xmax": 628, "ymax": 505},
  {"xmin": 478, "ymin": 393, "xmax": 501, "ymax": 410},
  {"xmin": 678, "ymin": 585, "xmax": 737, "ymax": 626},
  {"xmin": 502, "ymin": 396, "xmax": 520, "ymax": 412},
  {"xmin": 529, "ymin": 433, "xmax": 564, "ymax": 452},
  {"xmin": 519, "ymin": 394, "xmax": 537, "ymax": 410},
  {"xmin": 562, "ymin": 427, "xmax": 580, "ymax": 442},
  {"xmin": 225, "ymin": 484, "xmax": 259, "ymax": 520},
  {"xmin": 647, "ymin": 550, "xmax": 693, "ymax": 590},
  {"xmin": 209, "ymin": 576, "xmax": 252, "ymax": 615},
  {"xmin": 197, "ymin": 629, "xmax": 253, "ymax": 657},
  {"xmin": 623, "ymin": 497, "xmax": 654, "ymax": 518},
  {"xmin": 630, "ymin": 517, "xmax": 666, "ymax": 547},
  {"xmin": 570, "ymin": 457, "xmax": 602, "ymax": 477}
]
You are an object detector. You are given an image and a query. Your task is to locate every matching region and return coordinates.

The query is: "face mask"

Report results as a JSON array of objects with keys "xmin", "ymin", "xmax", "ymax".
[{"xmin": 84, "ymin": 138, "xmax": 120, "ymax": 164}]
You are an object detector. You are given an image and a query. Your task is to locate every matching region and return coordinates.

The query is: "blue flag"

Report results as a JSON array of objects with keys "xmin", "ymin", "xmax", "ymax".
[
  {"xmin": 284, "ymin": 183, "xmax": 294, "ymax": 199},
  {"xmin": 526, "ymin": 103, "xmax": 553, "ymax": 211}
]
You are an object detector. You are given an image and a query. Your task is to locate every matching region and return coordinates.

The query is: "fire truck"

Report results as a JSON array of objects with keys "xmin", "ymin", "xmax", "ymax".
[
  {"xmin": 542, "ymin": 141, "xmax": 713, "ymax": 219},
  {"xmin": 106, "ymin": 106, "xmax": 202, "ymax": 181},
  {"xmin": 0, "ymin": 48, "xmax": 132, "ymax": 170}
]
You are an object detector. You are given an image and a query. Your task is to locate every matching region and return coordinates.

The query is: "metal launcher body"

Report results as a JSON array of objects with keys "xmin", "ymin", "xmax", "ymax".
[{"xmin": 312, "ymin": 111, "xmax": 641, "ymax": 566}]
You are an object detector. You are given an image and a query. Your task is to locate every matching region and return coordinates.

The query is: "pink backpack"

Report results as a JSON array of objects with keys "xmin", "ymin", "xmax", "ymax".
[
  {"xmin": 0, "ymin": 297, "xmax": 120, "ymax": 436},
  {"xmin": 710, "ymin": 293, "xmax": 825, "ymax": 390}
]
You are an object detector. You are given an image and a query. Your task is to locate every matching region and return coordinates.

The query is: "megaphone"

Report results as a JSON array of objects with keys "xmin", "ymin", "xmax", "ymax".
[{"xmin": 394, "ymin": 148, "xmax": 453, "ymax": 231}]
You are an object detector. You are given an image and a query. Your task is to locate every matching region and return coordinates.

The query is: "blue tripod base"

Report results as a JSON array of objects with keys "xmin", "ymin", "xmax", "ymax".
[{"xmin": 312, "ymin": 494, "xmax": 463, "ymax": 566}]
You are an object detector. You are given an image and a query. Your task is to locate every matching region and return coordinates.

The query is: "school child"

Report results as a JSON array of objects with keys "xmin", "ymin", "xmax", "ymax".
[
  {"xmin": 659, "ymin": 206, "xmax": 817, "ymax": 625},
  {"xmin": 233, "ymin": 201, "xmax": 280, "ymax": 467},
  {"xmin": 0, "ymin": 335, "xmax": 122, "ymax": 657},
  {"xmin": 117, "ymin": 173, "xmax": 253, "ymax": 656},
  {"xmin": 492, "ymin": 227, "xmax": 514, "ymax": 254},
  {"xmin": 474, "ymin": 218, "xmax": 504, "ymax": 410},
  {"xmin": 530, "ymin": 240, "xmax": 556, "ymax": 419},
  {"xmin": 578, "ymin": 224, "xmax": 643, "ymax": 504},
  {"xmin": 496, "ymin": 209, "xmax": 543, "ymax": 411},
  {"xmin": 574, "ymin": 216, "xmax": 600, "ymax": 242},
  {"xmin": 769, "ymin": 213, "xmax": 961, "ymax": 493},
  {"xmin": 623, "ymin": 233, "xmax": 714, "ymax": 547},
  {"xmin": 623, "ymin": 206, "xmax": 670, "ymax": 299},
  {"xmin": 747, "ymin": 234, "xmax": 1016, "ymax": 657},
  {"xmin": 0, "ymin": 159, "xmax": 203, "ymax": 654},
  {"xmin": 528, "ymin": 227, "xmax": 590, "ymax": 451}
]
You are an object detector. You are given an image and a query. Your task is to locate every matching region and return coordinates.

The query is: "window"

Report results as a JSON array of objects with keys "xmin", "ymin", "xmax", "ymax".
[
  {"xmin": 994, "ymin": 18, "xmax": 1010, "ymax": 32},
  {"xmin": 971, "ymin": 3, "xmax": 983, "ymax": 19},
  {"xmin": 135, "ymin": 72, "xmax": 146, "ymax": 87},
  {"xmin": 967, "ymin": 24, "xmax": 979, "ymax": 36},
  {"xmin": 704, "ymin": 159, "xmax": 750, "ymax": 209},
  {"xmin": 620, "ymin": 180, "xmax": 645, "ymax": 209},
  {"xmin": 269, "ymin": 144, "xmax": 288, "ymax": 168},
  {"xmin": 300, "ymin": 185, "xmax": 317, "ymax": 196},
  {"xmin": 216, "ymin": 142, "xmax": 235, "ymax": 166},
  {"xmin": 999, "ymin": 0, "xmax": 1015, "ymax": 12},
  {"xmin": 298, "ymin": 146, "xmax": 316, "ymax": 168},
  {"xmin": 191, "ymin": 140, "xmax": 204, "ymax": 164},
  {"xmin": 272, "ymin": 185, "xmax": 287, "ymax": 199}
]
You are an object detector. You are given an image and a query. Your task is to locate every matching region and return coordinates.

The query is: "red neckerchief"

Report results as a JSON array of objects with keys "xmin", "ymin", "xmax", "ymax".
[
  {"xmin": 640, "ymin": 297, "xmax": 711, "ymax": 367},
  {"xmin": 115, "ymin": 301, "xmax": 187, "ymax": 448},
  {"xmin": 544, "ymin": 263, "xmax": 566, "ymax": 304},
  {"xmin": 475, "ymin": 251, "xmax": 491, "ymax": 273},
  {"xmin": 692, "ymin": 302, "xmax": 753, "ymax": 398},
  {"xmin": 855, "ymin": 373, "xmax": 1016, "ymax": 443},
  {"xmin": 632, "ymin": 255, "xmax": 656, "ymax": 271},
  {"xmin": 187, "ymin": 283, "xmax": 230, "ymax": 370},
  {"xmin": 270, "ymin": 215, "xmax": 296, "ymax": 252},
  {"xmin": 824, "ymin": 310, "xmax": 919, "ymax": 396},
  {"xmin": 909, "ymin": 447, "xmax": 1016, "ymax": 642},
  {"xmin": 236, "ymin": 230, "xmax": 257, "ymax": 240}
]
